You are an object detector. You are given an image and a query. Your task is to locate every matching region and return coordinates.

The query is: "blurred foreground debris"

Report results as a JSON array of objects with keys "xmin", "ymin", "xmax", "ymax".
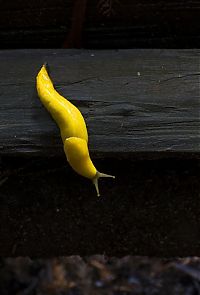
[{"xmin": 1, "ymin": 256, "xmax": 200, "ymax": 295}]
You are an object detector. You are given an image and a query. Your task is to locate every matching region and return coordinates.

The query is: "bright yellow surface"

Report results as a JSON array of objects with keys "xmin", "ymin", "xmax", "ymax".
[
  {"xmin": 36, "ymin": 64, "xmax": 98, "ymax": 180},
  {"xmin": 64, "ymin": 137, "xmax": 97, "ymax": 179},
  {"xmin": 36, "ymin": 65, "xmax": 88, "ymax": 143}
]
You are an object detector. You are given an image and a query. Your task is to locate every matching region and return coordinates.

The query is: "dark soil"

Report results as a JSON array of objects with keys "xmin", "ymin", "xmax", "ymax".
[
  {"xmin": 1, "ymin": 256, "xmax": 200, "ymax": 295},
  {"xmin": 0, "ymin": 156, "xmax": 200, "ymax": 257}
]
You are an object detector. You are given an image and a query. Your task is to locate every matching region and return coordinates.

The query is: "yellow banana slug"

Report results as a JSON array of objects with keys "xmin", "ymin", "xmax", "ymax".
[{"xmin": 36, "ymin": 64, "xmax": 115, "ymax": 196}]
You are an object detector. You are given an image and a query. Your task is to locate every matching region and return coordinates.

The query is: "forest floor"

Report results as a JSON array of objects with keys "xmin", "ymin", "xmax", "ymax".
[{"xmin": 1, "ymin": 256, "xmax": 200, "ymax": 295}]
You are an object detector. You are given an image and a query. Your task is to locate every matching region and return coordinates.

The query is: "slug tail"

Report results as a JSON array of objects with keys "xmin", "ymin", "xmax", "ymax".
[
  {"xmin": 43, "ymin": 62, "xmax": 48, "ymax": 68},
  {"xmin": 92, "ymin": 171, "xmax": 115, "ymax": 197}
]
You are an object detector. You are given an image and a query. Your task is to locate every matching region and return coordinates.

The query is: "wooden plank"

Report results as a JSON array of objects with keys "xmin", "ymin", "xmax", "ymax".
[
  {"xmin": 1, "ymin": 28, "xmax": 199, "ymax": 49},
  {"xmin": 0, "ymin": 49, "xmax": 199, "ymax": 157},
  {"xmin": 0, "ymin": 0, "xmax": 200, "ymax": 48},
  {"xmin": 1, "ymin": 0, "xmax": 199, "ymax": 30}
]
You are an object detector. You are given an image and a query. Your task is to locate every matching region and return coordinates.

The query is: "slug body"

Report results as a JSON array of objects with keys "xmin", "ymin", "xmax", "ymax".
[
  {"xmin": 36, "ymin": 64, "xmax": 115, "ymax": 196},
  {"xmin": 64, "ymin": 137, "xmax": 96, "ymax": 179},
  {"xmin": 36, "ymin": 65, "xmax": 88, "ymax": 143}
]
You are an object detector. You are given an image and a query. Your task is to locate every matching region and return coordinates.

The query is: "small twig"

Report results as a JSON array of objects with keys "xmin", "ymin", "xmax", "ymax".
[
  {"xmin": 19, "ymin": 278, "xmax": 39, "ymax": 295},
  {"xmin": 63, "ymin": 0, "xmax": 88, "ymax": 48},
  {"xmin": 173, "ymin": 263, "xmax": 200, "ymax": 282},
  {"xmin": 11, "ymin": 243, "xmax": 18, "ymax": 255},
  {"xmin": 98, "ymin": 0, "xmax": 120, "ymax": 17},
  {"xmin": 0, "ymin": 176, "xmax": 8, "ymax": 187}
]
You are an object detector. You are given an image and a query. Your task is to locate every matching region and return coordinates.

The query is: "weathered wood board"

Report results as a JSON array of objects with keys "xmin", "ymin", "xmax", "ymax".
[{"xmin": 0, "ymin": 49, "xmax": 199, "ymax": 157}]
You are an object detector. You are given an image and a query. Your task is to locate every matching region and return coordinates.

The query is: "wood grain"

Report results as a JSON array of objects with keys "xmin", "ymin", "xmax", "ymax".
[{"xmin": 0, "ymin": 49, "xmax": 199, "ymax": 158}]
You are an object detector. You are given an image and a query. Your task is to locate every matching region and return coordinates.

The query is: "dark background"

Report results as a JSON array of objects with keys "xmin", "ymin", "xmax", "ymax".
[{"xmin": 0, "ymin": 0, "xmax": 200, "ymax": 49}]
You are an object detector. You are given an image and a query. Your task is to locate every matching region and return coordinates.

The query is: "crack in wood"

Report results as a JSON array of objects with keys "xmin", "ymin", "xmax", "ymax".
[{"xmin": 159, "ymin": 72, "xmax": 200, "ymax": 84}]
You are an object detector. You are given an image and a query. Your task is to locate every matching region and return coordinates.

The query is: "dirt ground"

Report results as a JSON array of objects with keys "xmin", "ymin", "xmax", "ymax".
[
  {"xmin": 1, "ymin": 256, "xmax": 200, "ymax": 295},
  {"xmin": 0, "ymin": 156, "xmax": 200, "ymax": 257}
]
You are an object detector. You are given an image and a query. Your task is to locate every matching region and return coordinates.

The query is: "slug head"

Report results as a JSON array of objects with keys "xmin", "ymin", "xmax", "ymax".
[{"xmin": 64, "ymin": 137, "xmax": 115, "ymax": 196}]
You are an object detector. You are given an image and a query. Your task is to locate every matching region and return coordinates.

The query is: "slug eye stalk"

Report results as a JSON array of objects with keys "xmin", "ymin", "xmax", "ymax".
[{"xmin": 92, "ymin": 172, "xmax": 115, "ymax": 197}]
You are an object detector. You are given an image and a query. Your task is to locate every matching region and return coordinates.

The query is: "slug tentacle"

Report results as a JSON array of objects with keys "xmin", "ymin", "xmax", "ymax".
[
  {"xmin": 93, "ymin": 172, "xmax": 115, "ymax": 197},
  {"xmin": 36, "ymin": 64, "xmax": 115, "ymax": 196}
]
